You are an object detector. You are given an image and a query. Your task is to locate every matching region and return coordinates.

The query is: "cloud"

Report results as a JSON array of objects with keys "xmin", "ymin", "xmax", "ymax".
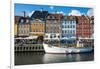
[
  {"xmin": 68, "ymin": 10, "xmax": 81, "ymax": 16},
  {"xmin": 50, "ymin": 6, "xmax": 54, "ymax": 10},
  {"xmin": 87, "ymin": 9, "xmax": 93, "ymax": 17},
  {"xmin": 28, "ymin": 11, "xmax": 34, "ymax": 17},
  {"xmin": 57, "ymin": 11, "xmax": 63, "ymax": 14},
  {"xmin": 51, "ymin": 11, "xmax": 66, "ymax": 15},
  {"xmin": 56, "ymin": 11, "xmax": 66, "ymax": 15}
]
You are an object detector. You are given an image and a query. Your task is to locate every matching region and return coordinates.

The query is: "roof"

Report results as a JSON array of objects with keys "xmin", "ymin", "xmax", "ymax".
[
  {"xmin": 75, "ymin": 15, "xmax": 90, "ymax": 20},
  {"xmin": 31, "ymin": 10, "xmax": 48, "ymax": 21},
  {"xmin": 15, "ymin": 16, "xmax": 22, "ymax": 23},
  {"xmin": 31, "ymin": 19, "xmax": 45, "ymax": 23},
  {"xmin": 62, "ymin": 16, "xmax": 76, "ymax": 20},
  {"xmin": 18, "ymin": 17, "xmax": 31, "ymax": 24},
  {"xmin": 46, "ymin": 13, "xmax": 63, "ymax": 20}
]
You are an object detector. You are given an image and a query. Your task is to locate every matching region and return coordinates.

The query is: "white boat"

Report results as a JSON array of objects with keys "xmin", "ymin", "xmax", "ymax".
[
  {"xmin": 43, "ymin": 32, "xmax": 93, "ymax": 54},
  {"xmin": 43, "ymin": 43, "xmax": 93, "ymax": 54}
]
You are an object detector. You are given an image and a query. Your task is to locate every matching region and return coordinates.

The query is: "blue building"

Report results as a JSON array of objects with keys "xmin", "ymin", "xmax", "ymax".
[{"xmin": 61, "ymin": 16, "xmax": 76, "ymax": 43}]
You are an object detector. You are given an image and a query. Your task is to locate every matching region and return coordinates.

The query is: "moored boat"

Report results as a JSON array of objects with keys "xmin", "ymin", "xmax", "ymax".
[{"xmin": 43, "ymin": 42, "xmax": 93, "ymax": 54}]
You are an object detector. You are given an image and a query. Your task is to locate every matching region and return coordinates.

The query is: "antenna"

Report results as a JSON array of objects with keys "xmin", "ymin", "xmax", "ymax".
[
  {"xmin": 41, "ymin": 8, "xmax": 43, "ymax": 11},
  {"xmin": 23, "ymin": 11, "xmax": 26, "ymax": 17},
  {"xmin": 55, "ymin": 11, "xmax": 57, "ymax": 14}
]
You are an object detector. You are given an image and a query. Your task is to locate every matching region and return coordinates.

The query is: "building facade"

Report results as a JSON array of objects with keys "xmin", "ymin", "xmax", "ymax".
[
  {"xmin": 61, "ymin": 16, "xmax": 76, "ymax": 43},
  {"xmin": 44, "ymin": 13, "xmax": 63, "ymax": 40},
  {"xmin": 90, "ymin": 16, "xmax": 94, "ymax": 38},
  {"xmin": 14, "ymin": 16, "xmax": 21, "ymax": 37},
  {"xmin": 76, "ymin": 15, "xmax": 92, "ymax": 38},
  {"xmin": 17, "ymin": 17, "xmax": 31, "ymax": 37},
  {"xmin": 30, "ymin": 19, "xmax": 45, "ymax": 36}
]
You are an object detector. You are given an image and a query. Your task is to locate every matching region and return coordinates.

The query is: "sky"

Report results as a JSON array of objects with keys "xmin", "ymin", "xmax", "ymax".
[{"xmin": 15, "ymin": 3, "xmax": 93, "ymax": 17}]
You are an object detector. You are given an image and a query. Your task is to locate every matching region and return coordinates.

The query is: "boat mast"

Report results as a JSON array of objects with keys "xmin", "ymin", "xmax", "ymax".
[{"xmin": 59, "ymin": 19, "xmax": 62, "ymax": 47}]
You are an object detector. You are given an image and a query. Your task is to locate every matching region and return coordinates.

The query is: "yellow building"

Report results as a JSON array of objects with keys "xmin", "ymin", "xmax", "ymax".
[
  {"xmin": 30, "ymin": 19, "xmax": 45, "ymax": 36},
  {"xmin": 14, "ymin": 23, "xmax": 18, "ymax": 37},
  {"xmin": 14, "ymin": 16, "xmax": 21, "ymax": 37}
]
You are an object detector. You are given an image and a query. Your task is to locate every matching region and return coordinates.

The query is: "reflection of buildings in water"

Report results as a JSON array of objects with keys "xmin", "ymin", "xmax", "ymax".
[
  {"xmin": 15, "ymin": 52, "xmax": 45, "ymax": 56},
  {"xmin": 15, "ymin": 52, "xmax": 45, "ymax": 65},
  {"xmin": 75, "ymin": 54, "xmax": 81, "ymax": 61},
  {"xmin": 65, "ymin": 54, "xmax": 81, "ymax": 62},
  {"xmin": 43, "ymin": 53, "xmax": 82, "ymax": 63},
  {"xmin": 43, "ymin": 54, "xmax": 67, "ymax": 63},
  {"xmin": 15, "ymin": 52, "xmax": 93, "ymax": 65}
]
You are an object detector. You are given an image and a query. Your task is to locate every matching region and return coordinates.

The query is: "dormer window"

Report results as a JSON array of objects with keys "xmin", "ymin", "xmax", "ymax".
[
  {"xmin": 54, "ymin": 17, "xmax": 56, "ymax": 19},
  {"xmin": 50, "ymin": 16, "xmax": 53, "ymax": 19},
  {"xmin": 21, "ymin": 19, "xmax": 24, "ymax": 23},
  {"xmin": 48, "ymin": 16, "xmax": 55, "ymax": 19},
  {"xmin": 26, "ymin": 19, "xmax": 29, "ymax": 23}
]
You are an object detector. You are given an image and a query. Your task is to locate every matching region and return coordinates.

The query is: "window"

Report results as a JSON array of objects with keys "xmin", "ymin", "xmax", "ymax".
[
  {"xmin": 67, "ymin": 30, "xmax": 69, "ymax": 34},
  {"xmin": 70, "ymin": 25, "xmax": 72, "ymax": 28},
  {"xmin": 46, "ymin": 30, "xmax": 48, "ymax": 33},
  {"xmin": 64, "ymin": 21, "xmax": 66, "ymax": 24},
  {"xmin": 45, "ymin": 35, "xmax": 48, "ymax": 38},
  {"xmin": 62, "ymin": 30, "xmax": 63, "ymax": 33},
  {"xmin": 73, "ymin": 25, "xmax": 75, "ymax": 28},
  {"xmin": 54, "ymin": 20, "xmax": 57, "ymax": 23},
  {"xmin": 71, "ymin": 21, "xmax": 73, "ymax": 24},
  {"xmin": 64, "ymin": 25, "xmax": 66, "ymax": 28},
  {"xmin": 66, "ymin": 30, "xmax": 68, "ymax": 33},
  {"xmin": 73, "ymin": 30, "xmax": 75, "ymax": 34},
  {"xmin": 26, "ymin": 19, "xmax": 29, "ymax": 23},
  {"xmin": 62, "ymin": 25, "xmax": 64, "ymax": 28},
  {"xmin": 50, "ymin": 35, "xmax": 52, "ymax": 38},
  {"xmin": 73, "ymin": 21, "xmax": 76, "ymax": 24},
  {"xmin": 68, "ymin": 25, "xmax": 69, "ymax": 28},
  {"xmin": 58, "ymin": 35, "xmax": 60, "ymax": 38},
  {"xmin": 49, "ymin": 16, "xmax": 54, "ymax": 19},
  {"xmin": 70, "ymin": 30, "xmax": 72, "ymax": 34},
  {"xmin": 66, "ymin": 25, "xmax": 68, "ymax": 28},
  {"xmin": 67, "ymin": 21, "xmax": 69, "ymax": 24},
  {"xmin": 54, "ymin": 34, "xmax": 56, "ymax": 38},
  {"xmin": 21, "ymin": 19, "xmax": 24, "ymax": 23},
  {"xmin": 70, "ymin": 21, "xmax": 72, "ymax": 24},
  {"xmin": 65, "ymin": 30, "xmax": 67, "ymax": 33}
]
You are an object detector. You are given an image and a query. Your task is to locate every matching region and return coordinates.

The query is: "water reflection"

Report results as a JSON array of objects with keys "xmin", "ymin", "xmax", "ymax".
[
  {"xmin": 43, "ymin": 53, "xmax": 93, "ymax": 63},
  {"xmin": 15, "ymin": 52, "xmax": 94, "ymax": 65}
]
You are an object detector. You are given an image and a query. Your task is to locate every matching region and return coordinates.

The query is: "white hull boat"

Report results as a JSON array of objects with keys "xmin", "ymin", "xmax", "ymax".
[{"xmin": 43, "ymin": 43, "xmax": 93, "ymax": 54}]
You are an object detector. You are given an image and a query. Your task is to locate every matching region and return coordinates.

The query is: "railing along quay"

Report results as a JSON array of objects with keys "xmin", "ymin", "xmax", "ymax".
[{"xmin": 15, "ymin": 44, "xmax": 44, "ymax": 52}]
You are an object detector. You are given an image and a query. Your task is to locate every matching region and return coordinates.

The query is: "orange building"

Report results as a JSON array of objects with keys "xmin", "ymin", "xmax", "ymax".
[{"xmin": 30, "ymin": 19, "xmax": 45, "ymax": 36}]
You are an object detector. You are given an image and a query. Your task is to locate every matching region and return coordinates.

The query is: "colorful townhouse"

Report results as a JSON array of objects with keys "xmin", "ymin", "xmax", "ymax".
[
  {"xmin": 17, "ymin": 17, "xmax": 31, "ymax": 37},
  {"xmin": 44, "ymin": 13, "xmax": 63, "ymax": 40},
  {"xmin": 76, "ymin": 15, "xmax": 92, "ymax": 38},
  {"xmin": 30, "ymin": 19, "xmax": 45, "ymax": 36},
  {"xmin": 14, "ymin": 16, "xmax": 21, "ymax": 37},
  {"xmin": 61, "ymin": 16, "xmax": 76, "ymax": 43}
]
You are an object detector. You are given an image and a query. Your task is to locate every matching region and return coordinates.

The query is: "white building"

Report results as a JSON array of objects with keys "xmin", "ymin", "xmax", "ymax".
[{"xmin": 61, "ymin": 16, "xmax": 76, "ymax": 43}]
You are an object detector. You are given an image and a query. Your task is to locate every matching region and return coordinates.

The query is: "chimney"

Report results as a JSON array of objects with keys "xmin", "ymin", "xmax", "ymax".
[
  {"xmin": 41, "ymin": 8, "xmax": 43, "ymax": 12},
  {"xmin": 23, "ymin": 11, "xmax": 26, "ymax": 17},
  {"xmin": 55, "ymin": 11, "xmax": 57, "ymax": 14}
]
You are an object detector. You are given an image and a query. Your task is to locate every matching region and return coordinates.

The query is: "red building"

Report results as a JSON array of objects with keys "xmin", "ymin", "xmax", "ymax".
[
  {"xmin": 90, "ymin": 16, "xmax": 94, "ymax": 36},
  {"xmin": 76, "ymin": 15, "xmax": 93, "ymax": 38}
]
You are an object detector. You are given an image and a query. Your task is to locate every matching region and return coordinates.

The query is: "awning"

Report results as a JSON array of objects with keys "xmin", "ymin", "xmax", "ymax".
[{"xmin": 15, "ymin": 36, "xmax": 38, "ymax": 39}]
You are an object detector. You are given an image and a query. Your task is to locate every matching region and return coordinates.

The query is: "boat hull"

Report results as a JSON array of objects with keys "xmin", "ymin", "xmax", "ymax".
[{"xmin": 43, "ymin": 43, "xmax": 93, "ymax": 54}]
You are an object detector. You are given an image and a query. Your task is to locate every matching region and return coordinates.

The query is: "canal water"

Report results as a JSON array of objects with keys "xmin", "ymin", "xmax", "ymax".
[{"xmin": 15, "ymin": 52, "xmax": 94, "ymax": 65}]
